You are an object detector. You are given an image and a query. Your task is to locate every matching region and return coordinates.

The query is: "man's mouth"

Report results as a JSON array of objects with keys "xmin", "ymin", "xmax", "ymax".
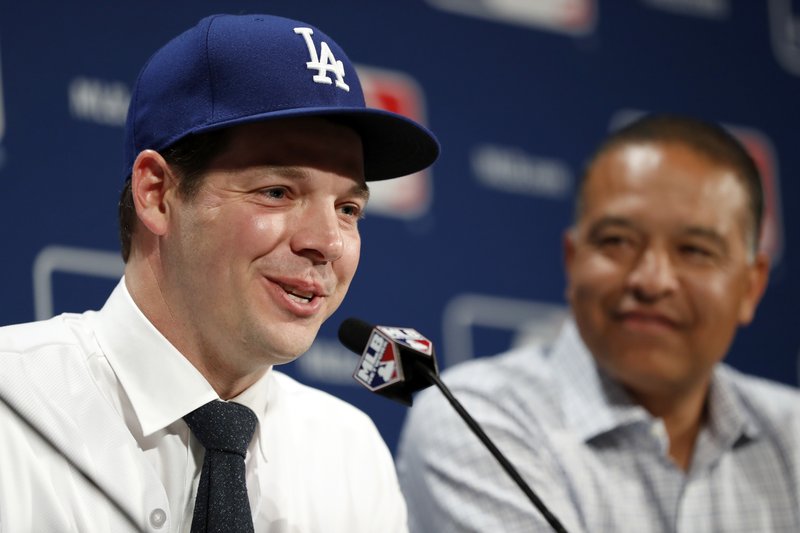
[{"xmin": 616, "ymin": 311, "xmax": 678, "ymax": 329}]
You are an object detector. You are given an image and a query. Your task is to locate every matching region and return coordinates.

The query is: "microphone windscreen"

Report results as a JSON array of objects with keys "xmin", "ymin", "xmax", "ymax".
[{"xmin": 337, "ymin": 317, "xmax": 374, "ymax": 355}]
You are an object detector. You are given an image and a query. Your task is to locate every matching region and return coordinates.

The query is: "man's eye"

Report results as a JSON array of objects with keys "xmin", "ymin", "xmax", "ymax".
[
  {"xmin": 596, "ymin": 234, "xmax": 630, "ymax": 247},
  {"xmin": 340, "ymin": 204, "xmax": 364, "ymax": 220},
  {"xmin": 261, "ymin": 188, "xmax": 287, "ymax": 200},
  {"xmin": 680, "ymin": 244, "xmax": 714, "ymax": 258}
]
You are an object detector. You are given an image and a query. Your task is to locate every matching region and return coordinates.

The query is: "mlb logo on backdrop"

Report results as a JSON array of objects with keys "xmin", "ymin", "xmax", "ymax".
[
  {"xmin": 426, "ymin": 0, "xmax": 595, "ymax": 35},
  {"xmin": 357, "ymin": 65, "xmax": 433, "ymax": 219},
  {"xmin": 731, "ymin": 127, "xmax": 784, "ymax": 265}
]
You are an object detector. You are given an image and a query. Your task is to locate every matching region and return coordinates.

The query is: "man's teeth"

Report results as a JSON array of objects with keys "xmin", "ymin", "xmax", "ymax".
[
  {"xmin": 284, "ymin": 287, "xmax": 313, "ymax": 303},
  {"xmin": 287, "ymin": 293, "xmax": 312, "ymax": 303}
]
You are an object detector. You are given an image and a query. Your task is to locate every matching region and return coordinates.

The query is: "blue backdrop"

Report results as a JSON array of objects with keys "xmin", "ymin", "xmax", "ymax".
[{"xmin": 1, "ymin": 0, "xmax": 798, "ymax": 454}]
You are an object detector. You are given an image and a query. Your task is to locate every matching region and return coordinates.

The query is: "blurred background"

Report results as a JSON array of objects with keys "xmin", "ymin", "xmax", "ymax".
[{"xmin": 0, "ymin": 0, "xmax": 797, "ymax": 454}]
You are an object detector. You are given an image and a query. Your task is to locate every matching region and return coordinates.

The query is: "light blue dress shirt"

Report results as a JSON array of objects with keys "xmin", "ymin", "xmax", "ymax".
[{"xmin": 397, "ymin": 319, "xmax": 800, "ymax": 532}]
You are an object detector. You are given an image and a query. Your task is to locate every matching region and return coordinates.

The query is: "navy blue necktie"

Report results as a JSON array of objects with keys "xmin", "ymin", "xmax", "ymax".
[{"xmin": 184, "ymin": 400, "xmax": 258, "ymax": 533}]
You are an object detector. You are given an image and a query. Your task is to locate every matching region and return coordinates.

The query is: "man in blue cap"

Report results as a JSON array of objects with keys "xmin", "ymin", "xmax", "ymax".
[{"xmin": 0, "ymin": 13, "xmax": 438, "ymax": 532}]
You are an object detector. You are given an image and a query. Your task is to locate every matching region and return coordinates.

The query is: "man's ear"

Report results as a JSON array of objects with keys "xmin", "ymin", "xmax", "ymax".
[
  {"xmin": 131, "ymin": 150, "xmax": 177, "ymax": 236},
  {"xmin": 563, "ymin": 227, "xmax": 577, "ymax": 272},
  {"xmin": 562, "ymin": 228, "xmax": 577, "ymax": 303},
  {"xmin": 738, "ymin": 251, "xmax": 770, "ymax": 325}
]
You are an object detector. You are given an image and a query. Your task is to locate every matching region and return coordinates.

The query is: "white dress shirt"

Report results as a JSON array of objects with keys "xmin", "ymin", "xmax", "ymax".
[{"xmin": 0, "ymin": 278, "xmax": 407, "ymax": 533}]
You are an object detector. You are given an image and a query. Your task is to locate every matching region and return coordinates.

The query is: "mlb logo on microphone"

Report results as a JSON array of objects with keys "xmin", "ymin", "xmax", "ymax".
[
  {"xmin": 378, "ymin": 326, "xmax": 434, "ymax": 356},
  {"xmin": 354, "ymin": 330, "xmax": 403, "ymax": 391}
]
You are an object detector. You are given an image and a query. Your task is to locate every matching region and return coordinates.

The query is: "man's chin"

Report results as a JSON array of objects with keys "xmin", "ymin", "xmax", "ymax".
[
  {"xmin": 266, "ymin": 342, "xmax": 313, "ymax": 366},
  {"xmin": 272, "ymin": 334, "xmax": 318, "ymax": 364}
]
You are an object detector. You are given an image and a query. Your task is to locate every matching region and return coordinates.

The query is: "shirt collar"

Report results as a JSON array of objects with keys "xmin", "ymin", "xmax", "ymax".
[
  {"xmin": 89, "ymin": 278, "xmax": 221, "ymax": 437},
  {"xmin": 706, "ymin": 365, "xmax": 762, "ymax": 445},
  {"xmin": 229, "ymin": 368, "xmax": 272, "ymax": 462},
  {"xmin": 551, "ymin": 318, "xmax": 762, "ymax": 446},
  {"xmin": 91, "ymin": 278, "xmax": 276, "ymax": 460},
  {"xmin": 551, "ymin": 319, "xmax": 649, "ymax": 442}
]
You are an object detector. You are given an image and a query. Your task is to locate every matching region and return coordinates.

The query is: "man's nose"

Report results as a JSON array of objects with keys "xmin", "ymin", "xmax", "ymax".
[
  {"xmin": 290, "ymin": 205, "xmax": 344, "ymax": 264},
  {"xmin": 626, "ymin": 246, "xmax": 679, "ymax": 301}
]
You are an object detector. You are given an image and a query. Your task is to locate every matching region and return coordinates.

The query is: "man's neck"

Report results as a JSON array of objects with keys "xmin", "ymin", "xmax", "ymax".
[
  {"xmin": 630, "ymin": 380, "xmax": 710, "ymax": 472},
  {"xmin": 124, "ymin": 259, "xmax": 269, "ymax": 400}
]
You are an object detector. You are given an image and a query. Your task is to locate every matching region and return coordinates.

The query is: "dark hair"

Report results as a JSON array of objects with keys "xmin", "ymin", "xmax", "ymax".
[
  {"xmin": 576, "ymin": 113, "xmax": 764, "ymax": 255},
  {"xmin": 118, "ymin": 128, "xmax": 231, "ymax": 262}
]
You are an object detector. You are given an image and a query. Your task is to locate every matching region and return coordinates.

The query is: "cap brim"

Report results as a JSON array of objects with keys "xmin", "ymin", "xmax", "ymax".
[{"xmin": 190, "ymin": 106, "xmax": 440, "ymax": 181}]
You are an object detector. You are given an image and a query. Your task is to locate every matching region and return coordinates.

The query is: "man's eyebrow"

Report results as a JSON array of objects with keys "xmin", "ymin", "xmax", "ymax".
[
  {"xmin": 246, "ymin": 166, "xmax": 370, "ymax": 200},
  {"xmin": 586, "ymin": 216, "xmax": 638, "ymax": 237},
  {"xmin": 585, "ymin": 217, "xmax": 731, "ymax": 252},
  {"xmin": 348, "ymin": 182, "xmax": 370, "ymax": 202}
]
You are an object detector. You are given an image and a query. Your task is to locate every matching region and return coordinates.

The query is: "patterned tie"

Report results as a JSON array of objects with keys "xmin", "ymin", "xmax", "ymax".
[{"xmin": 183, "ymin": 400, "xmax": 258, "ymax": 533}]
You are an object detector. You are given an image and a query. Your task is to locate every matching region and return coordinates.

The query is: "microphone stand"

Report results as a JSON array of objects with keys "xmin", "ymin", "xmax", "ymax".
[{"xmin": 413, "ymin": 360, "xmax": 569, "ymax": 533}]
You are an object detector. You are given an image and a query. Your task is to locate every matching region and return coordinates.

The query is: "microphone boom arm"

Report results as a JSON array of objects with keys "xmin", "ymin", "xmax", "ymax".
[
  {"xmin": 412, "ymin": 360, "xmax": 569, "ymax": 533},
  {"xmin": 0, "ymin": 391, "xmax": 145, "ymax": 532}
]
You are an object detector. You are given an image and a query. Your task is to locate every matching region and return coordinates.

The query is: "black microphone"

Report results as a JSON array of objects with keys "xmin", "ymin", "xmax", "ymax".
[
  {"xmin": 338, "ymin": 317, "xmax": 437, "ymax": 406},
  {"xmin": 337, "ymin": 317, "xmax": 569, "ymax": 533}
]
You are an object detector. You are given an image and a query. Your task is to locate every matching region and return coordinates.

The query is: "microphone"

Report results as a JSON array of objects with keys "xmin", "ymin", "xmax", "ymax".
[
  {"xmin": 337, "ymin": 317, "xmax": 569, "ymax": 533},
  {"xmin": 338, "ymin": 317, "xmax": 437, "ymax": 406}
]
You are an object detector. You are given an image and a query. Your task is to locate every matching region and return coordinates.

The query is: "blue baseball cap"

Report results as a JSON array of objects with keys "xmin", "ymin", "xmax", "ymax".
[{"xmin": 124, "ymin": 14, "xmax": 440, "ymax": 181}]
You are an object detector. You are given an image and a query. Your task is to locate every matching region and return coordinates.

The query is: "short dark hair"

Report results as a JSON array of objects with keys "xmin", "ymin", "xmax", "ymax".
[
  {"xmin": 576, "ymin": 113, "xmax": 764, "ymax": 255},
  {"xmin": 118, "ymin": 128, "xmax": 231, "ymax": 262}
]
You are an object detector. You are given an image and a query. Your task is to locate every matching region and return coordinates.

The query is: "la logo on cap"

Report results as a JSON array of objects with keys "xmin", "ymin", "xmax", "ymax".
[{"xmin": 294, "ymin": 27, "xmax": 350, "ymax": 91}]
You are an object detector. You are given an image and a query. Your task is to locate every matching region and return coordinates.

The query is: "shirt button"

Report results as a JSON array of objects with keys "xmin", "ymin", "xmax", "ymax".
[{"xmin": 149, "ymin": 508, "xmax": 167, "ymax": 529}]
